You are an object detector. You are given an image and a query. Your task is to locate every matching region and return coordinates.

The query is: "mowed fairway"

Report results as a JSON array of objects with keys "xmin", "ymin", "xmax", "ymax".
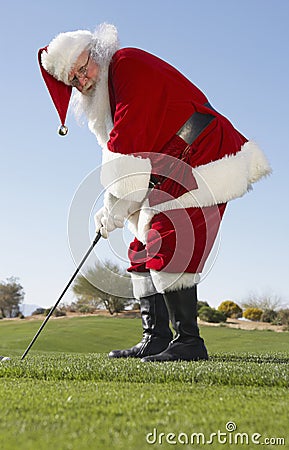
[{"xmin": 0, "ymin": 316, "xmax": 288, "ymax": 450}]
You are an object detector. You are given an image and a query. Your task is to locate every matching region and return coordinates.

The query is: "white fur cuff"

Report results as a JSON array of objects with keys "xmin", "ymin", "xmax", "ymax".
[
  {"xmin": 130, "ymin": 272, "xmax": 157, "ymax": 299},
  {"xmin": 101, "ymin": 148, "xmax": 152, "ymax": 202},
  {"xmin": 150, "ymin": 270, "xmax": 200, "ymax": 293}
]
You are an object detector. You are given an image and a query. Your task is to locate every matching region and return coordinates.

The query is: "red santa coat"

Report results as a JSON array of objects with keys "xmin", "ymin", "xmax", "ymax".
[{"xmin": 98, "ymin": 48, "xmax": 271, "ymax": 273}]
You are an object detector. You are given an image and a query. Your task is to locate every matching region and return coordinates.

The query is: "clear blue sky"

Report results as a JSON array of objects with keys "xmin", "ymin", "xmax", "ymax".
[{"xmin": 0, "ymin": 0, "xmax": 288, "ymax": 309}]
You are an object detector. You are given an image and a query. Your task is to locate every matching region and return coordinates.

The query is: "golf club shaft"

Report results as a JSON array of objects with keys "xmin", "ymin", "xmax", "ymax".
[{"xmin": 21, "ymin": 232, "xmax": 102, "ymax": 360}]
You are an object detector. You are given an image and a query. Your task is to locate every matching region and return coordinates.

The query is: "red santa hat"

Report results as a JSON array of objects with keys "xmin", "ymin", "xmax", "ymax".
[
  {"xmin": 38, "ymin": 47, "xmax": 71, "ymax": 135},
  {"xmin": 38, "ymin": 30, "xmax": 93, "ymax": 135},
  {"xmin": 38, "ymin": 24, "xmax": 119, "ymax": 135}
]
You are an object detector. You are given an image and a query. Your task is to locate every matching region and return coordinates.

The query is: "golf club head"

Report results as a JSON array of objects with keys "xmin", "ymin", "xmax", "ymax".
[{"xmin": 0, "ymin": 356, "xmax": 11, "ymax": 362}]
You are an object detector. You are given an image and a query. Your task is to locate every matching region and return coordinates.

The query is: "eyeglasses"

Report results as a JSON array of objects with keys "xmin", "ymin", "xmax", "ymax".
[{"xmin": 70, "ymin": 52, "xmax": 91, "ymax": 87}]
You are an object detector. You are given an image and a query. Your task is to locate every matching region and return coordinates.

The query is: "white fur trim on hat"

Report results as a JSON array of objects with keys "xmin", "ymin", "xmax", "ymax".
[
  {"xmin": 42, "ymin": 23, "xmax": 119, "ymax": 86},
  {"xmin": 42, "ymin": 30, "xmax": 93, "ymax": 85}
]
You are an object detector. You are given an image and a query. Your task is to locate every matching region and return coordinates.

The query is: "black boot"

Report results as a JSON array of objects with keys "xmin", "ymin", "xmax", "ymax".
[
  {"xmin": 108, "ymin": 293, "xmax": 173, "ymax": 358},
  {"xmin": 142, "ymin": 286, "xmax": 208, "ymax": 362}
]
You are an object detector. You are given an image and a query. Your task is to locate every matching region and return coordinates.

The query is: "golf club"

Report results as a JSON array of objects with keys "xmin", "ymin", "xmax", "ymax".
[{"xmin": 19, "ymin": 232, "xmax": 102, "ymax": 361}]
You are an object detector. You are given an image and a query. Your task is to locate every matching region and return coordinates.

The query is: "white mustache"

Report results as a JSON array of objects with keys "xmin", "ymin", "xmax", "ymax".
[{"xmin": 81, "ymin": 80, "xmax": 95, "ymax": 95}]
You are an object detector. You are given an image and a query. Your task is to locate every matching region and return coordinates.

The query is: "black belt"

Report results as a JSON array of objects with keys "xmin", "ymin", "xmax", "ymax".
[
  {"xmin": 176, "ymin": 102, "xmax": 216, "ymax": 145},
  {"xmin": 149, "ymin": 102, "xmax": 216, "ymax": 188}
]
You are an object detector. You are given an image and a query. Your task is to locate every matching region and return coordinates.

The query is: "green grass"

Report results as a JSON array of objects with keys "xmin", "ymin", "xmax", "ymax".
[
  {"xmin": 0, "ymin": 379, "xmax": 288, "ymax": 450},
  {"xmin": 1, "ymin": 353, "xmax": 289, "ymax": 386},
  {"xmin": 0, "ymin": 317, "xmax": 288, "ymax": 450},
  {"xmin": 1, "ymin": 315, "xmax": 289, "ymax": 355}
]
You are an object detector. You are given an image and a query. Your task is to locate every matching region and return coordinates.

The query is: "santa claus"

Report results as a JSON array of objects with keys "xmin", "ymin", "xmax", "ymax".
[{"xmin": 39, "ymin": 23, "xmax": 271, "ymax": 361}]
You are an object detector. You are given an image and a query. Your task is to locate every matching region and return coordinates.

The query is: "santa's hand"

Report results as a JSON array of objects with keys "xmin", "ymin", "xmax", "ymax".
[
  {"xmin": 102, "ymin": 192, "xmax": 142, "ymax": 233},
  {"xmin": 94, "ymin": 207, "xmax": 109, "ymax": 239},
  {"xmin": 100, "ymin": 207, "xmax": 122, "ymax": 233},
  {"xmin": 94, "ymin": 193, "xmax": 142, "ymax": 238},
  {"xmin": 94, "ymin": 202, "xmax": 132, "ymax": 238}
]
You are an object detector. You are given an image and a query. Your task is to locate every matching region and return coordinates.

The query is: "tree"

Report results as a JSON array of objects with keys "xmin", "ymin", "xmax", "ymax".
[
  {"xmin": 242, "ymin": 291, "xmax": 284, "ymax": 311},
  {"xmin": 218, "ymin": 300, "xmax": 243, "ymax": 318},
  {"xmin": 0, "ymin": 277, "xmax": 25, "ymax": 318},
  {"xmin": 72, "ymin": 261, "xmax": 133, "ymax": 315}
]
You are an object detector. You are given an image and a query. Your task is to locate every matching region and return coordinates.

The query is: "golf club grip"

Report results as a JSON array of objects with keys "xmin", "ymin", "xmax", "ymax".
[{"xmin": 20, "ymin": 233, "xmax": 102, "ymax": 360}]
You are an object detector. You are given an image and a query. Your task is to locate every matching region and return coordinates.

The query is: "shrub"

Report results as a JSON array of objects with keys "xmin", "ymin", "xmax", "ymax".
[
  {"xmin": 44, "ymin": 308, "xmax": 67, "ymax": 317},
  {"xmin": 273, "ymin": 309, "xmax": 289, "ymax": 327},
  {"xmin": 32, "ymin": 308, "xmax": 46, "ymax": 315},
  {"xmin": 197, "ymin": 301, "xmax": 210, "ymax": 315},
  {"xmin": 54, "ymin": 309, "xmax": 66, "ymax": 317},
  {"xmin": 16, "ymin": 312, "xmax": 25, "ymax": 319},
  {"xmin": 243, "ymin": 307, "xmax": 263, "ymax": 321},
  {"xmin": 66, "ymin": 303, "xmax": 78, "ymax": 313},
  {"xmin": 218, "ymin": 300, "xmax": 243, "ymax": 318},
  {"xmin": 132, "ymin": 302, "xmax": 140, "ymax": 311},
  {"xmin": 261, "ymin": 309, "xmax": 278, "ymax": 323},
  {"xmin": 77, "ymin": 304, "xmax": 96, "ymax": 314},
  {"xmin": 198, "ymin": 306, "xmax": 226, "ymax": 323}
]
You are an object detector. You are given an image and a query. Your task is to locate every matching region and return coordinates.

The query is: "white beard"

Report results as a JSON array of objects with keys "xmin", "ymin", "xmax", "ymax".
[
  {"xmin": 72, "ymin": 63, "xmax": 113, "ymax": 148},
  {"xmin": 71, "ymin": 23, "xmax": 119, "ymax": 148}
]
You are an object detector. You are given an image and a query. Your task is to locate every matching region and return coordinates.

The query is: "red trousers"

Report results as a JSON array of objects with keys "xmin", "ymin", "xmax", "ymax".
[{"xmin": 128, "ymin": 204, "xmax": 226, "ymax": 274}]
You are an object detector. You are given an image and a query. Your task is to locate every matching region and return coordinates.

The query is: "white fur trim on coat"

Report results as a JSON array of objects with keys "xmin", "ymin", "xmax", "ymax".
[
  {"xmin": 150, "ymin": 270, "xmax": 200, "ymax": 293},
  {"xmin": 154, "ymin": 140, "xmax": 271, "ymax": 211},
  {"xmin": 101, "ymin": 148, "xmax": 152, "ymax": 202},
  {"xmin": 128, "ymin": 140, "xmax": 271, "ymax": 242}
]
